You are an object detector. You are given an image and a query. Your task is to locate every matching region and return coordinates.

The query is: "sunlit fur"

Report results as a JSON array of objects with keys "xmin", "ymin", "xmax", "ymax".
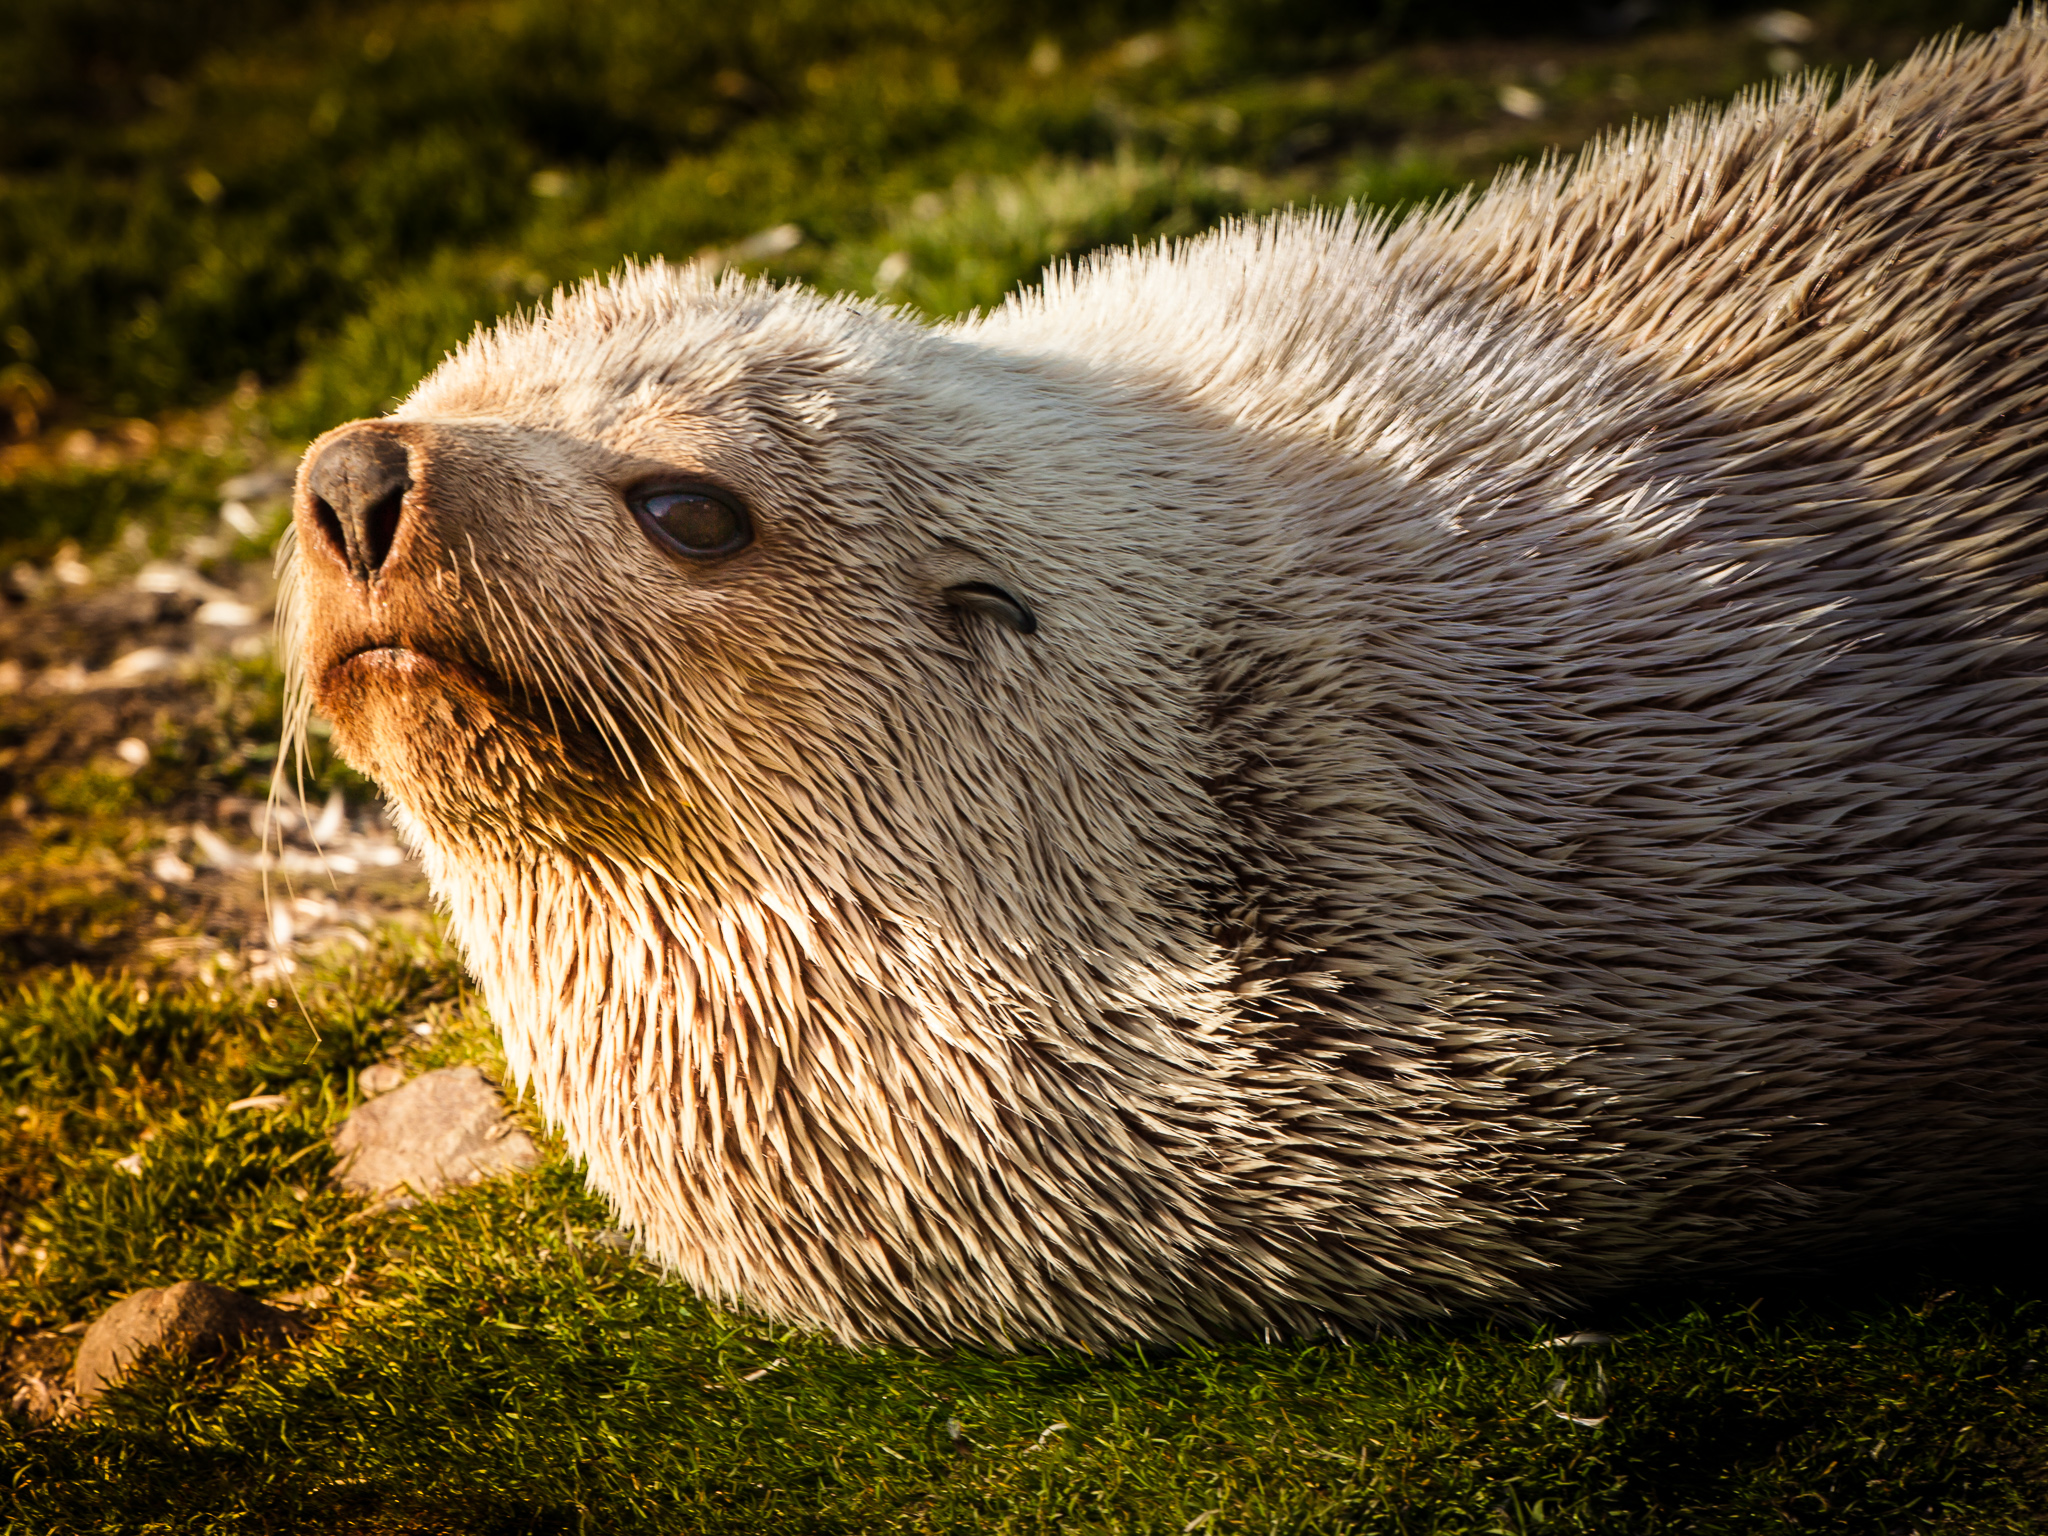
[{"xmin": 283, "ymin": 13, "xmax": 2048, "ymax": 1347}]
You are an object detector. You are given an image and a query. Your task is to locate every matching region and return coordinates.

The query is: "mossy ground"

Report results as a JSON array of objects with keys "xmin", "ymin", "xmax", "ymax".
[{"xmin": 3, "ymin": 2, "xmax": 2044, "ymax": 1530}]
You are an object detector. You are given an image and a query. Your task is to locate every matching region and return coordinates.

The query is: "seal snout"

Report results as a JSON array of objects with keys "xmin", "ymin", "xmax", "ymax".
[
  {"xmin": 305, "ymin": 423, "xmax": 412, "ymax": 584},
  {"xmin": 291, "ymin": 417, "xmax": 474, "ymax": 730}
]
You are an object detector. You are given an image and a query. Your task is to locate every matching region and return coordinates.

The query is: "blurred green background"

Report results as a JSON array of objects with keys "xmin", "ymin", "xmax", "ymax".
[{"xmin": 0, "ymin": 0, "xmax": 2020, "ymax": 450}]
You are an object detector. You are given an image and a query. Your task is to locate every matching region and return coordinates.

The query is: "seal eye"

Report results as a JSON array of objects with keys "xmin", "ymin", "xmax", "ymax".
[{"xmin": 629, "ymin": 485, "xmax": 752, "ymax": 559}]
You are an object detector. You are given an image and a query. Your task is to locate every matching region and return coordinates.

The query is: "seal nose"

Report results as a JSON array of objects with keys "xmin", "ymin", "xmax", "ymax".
[{"xmin": 306, "ymin": 425, "xmax": 411, "ymax": 582}]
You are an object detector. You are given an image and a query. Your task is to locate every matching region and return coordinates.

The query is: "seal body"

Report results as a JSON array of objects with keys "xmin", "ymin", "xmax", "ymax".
[{"xmin": 285, "ymin": 15, "xmax": 2048, "ymax": 1346}]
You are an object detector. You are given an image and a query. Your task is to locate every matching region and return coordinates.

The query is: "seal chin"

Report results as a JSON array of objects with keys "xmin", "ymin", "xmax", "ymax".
[
  {"xmin": 314, "ymin": 641, "xmax": 500, "ymax": 739},
  {"xmin": 314, "ymin": 639, "xmax": 535, "ymax": 811}
]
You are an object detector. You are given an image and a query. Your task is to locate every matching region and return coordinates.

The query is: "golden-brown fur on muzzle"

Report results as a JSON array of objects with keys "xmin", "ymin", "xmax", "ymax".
[{"xmin": 292, "ymin": 415, "xmax": 729, "ymax": 832}]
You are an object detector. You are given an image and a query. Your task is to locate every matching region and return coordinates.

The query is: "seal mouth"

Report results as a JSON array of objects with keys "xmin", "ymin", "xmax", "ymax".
[
  {"xmin": 322, "ymin": 642, "xmax": 495, "ymax": 699},
  {"xmin": 328, "ymin": 643, "xmax": 448, "ymax": 684}
]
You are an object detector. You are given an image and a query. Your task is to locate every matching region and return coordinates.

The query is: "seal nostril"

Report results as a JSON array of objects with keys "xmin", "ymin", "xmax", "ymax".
[
  {"xmin": 363, "ymin": 487, "xmax": 404, "ymax": 573},
  {"xmin": 312, "ymin": 496, "xmax": 348, "ymax": 567}
]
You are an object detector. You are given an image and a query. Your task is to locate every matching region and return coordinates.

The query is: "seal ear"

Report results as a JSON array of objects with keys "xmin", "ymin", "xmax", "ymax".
[{"xmin": 907, "ymin": 539, "xmax": 1038, "ymax": 636}]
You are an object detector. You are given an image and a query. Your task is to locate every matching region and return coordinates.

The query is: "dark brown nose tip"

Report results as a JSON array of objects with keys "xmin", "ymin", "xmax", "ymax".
[{"xmin": 306, "ymin": 425, "xmax": 411, "ymax": 582}]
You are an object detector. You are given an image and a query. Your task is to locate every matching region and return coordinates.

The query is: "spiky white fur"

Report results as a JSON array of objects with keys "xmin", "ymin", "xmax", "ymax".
[{"xmin": 284, "ymin": 12, "xmax": 2048, "ymax": 1346}]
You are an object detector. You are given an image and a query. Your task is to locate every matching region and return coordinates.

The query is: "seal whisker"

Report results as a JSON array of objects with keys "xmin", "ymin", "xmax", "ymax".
[{"xmin": 467, "ymin": 534, "xmax": 570, "ymax": 739}]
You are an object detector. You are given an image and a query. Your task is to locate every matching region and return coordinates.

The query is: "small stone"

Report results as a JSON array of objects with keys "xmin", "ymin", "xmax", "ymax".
[
  {"xmin": 195, "ymin": 599, "xmax": 259, "ymax": 627},
  {"xmin": 72, "ymin": 1281, "xmax": 307, "ymax": 1402},
  {"xmin": 331, "ymin": 1065, "xmax": 539, "ymax": 1200},
  {"xmin": 133, "ymin": 562, "xmax": 188, "ymax": 595},
  {"xmin": 106, "ymin": 646, "xmax": 175, "ymax": 682},
  {"xmin": 150, "ymin": 850, "xmax": 195, "ymax": 884},
  {"xmin": 6, "ymin": 562, "xmax": 50, "ymax": 601},
  {"xmin": 51, "ymin": 545, "xmax": 92, "ymax": 586},
  {"xmin": 2, "ymin": 1332, "xmax": 82, "ymax": 1426},
  {"xmin": 357, "ymin": 1060, "xmax": 406, "ymax": 1097}
]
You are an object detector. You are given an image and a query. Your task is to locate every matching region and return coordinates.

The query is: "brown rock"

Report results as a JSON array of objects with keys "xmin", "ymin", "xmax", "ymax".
[
  {"xmin": 331, "ymin": 1065, "xmax": 538, "ymax": 1200},
  {"xmin": 72, "ymin": 1282, "xmax": 306, "ymax": 1402}
]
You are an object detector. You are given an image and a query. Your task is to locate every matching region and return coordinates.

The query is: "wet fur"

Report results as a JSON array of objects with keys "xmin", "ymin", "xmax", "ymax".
[{"xmin": 284, "ymin": 13, "xmax": 2048, "ymax": 1346}]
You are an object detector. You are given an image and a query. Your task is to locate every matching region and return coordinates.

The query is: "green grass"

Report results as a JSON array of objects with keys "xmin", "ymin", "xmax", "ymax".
[
  {"xmin": 5, "ymin": 0, "xmax": 2047, "ymax": 1529},
  {"xmin": 5, "ymin": 1002, "xmax": 2046, "ymax": 1534},
  {"xmin": 0, "ymin": 643, "xmax": 371, "ymax": 974},
  {"xmin": 0, "ymin": 0, "xmax": 2017, "ymax": 434},
  {"xmin": 1, "ymin": 920, "xmax": 2042, "ymax": 1529}
]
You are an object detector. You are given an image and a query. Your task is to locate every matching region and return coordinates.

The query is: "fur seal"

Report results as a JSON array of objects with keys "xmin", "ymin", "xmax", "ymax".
[{"xmin": 282, "ymin": 14, "xmax": 2048, "ymax": 1347}]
